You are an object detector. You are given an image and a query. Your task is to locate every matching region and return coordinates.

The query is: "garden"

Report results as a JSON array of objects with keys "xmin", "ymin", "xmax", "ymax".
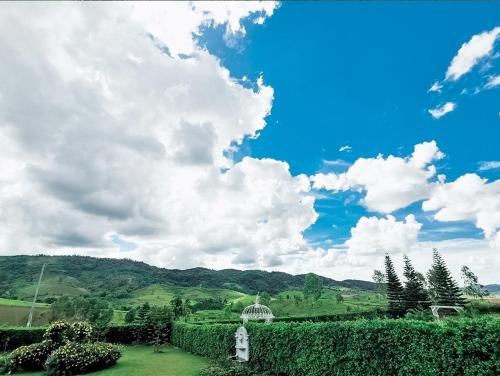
[{"xmin": 0, "ymin": 251, "xmax": 499, "ymax": 375}]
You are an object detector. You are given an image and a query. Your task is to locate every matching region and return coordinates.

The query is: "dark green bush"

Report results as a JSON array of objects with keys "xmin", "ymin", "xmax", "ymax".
[
  {"xmin": 43, "ymin": 321, "xmax": 71, "ymax": 345},
  {"xmin": 44, "ymin": 342, "xmax": 121, "ymax": 376},
  {"xmin": 0, "ymin": 327, "xmax": 45, "ymax": 352},
  {"xmin": 102, "ymin": 323, "xmax": 171, "ymax": 344},
  {"xmin": 3, "ymin": 340, "xmax": 57, "ymax": 373},
  {"xmin": 172, "ymin": 318, "xmax": 500, "ymax": 376},
  {"xmin": 469, "ymin": 300, "xmax": 500, "ymax": 314},
  {"xmin": 199, "ymin": 360, "xmax": 271, "ymax": 376}
]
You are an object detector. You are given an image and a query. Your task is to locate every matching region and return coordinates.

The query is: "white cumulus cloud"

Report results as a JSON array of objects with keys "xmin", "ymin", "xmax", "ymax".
[
  {"xmin": 344, "ymin": 214, "xmax": 422, "ymax": 265},
  {"xmin": 423, "ymin": 173, "xmax": 500, "ymax": 249},
  {"xmin": 0, "ymin": 2, "xmax": 320, "ymax": 270},
  {"xmin": 311, "ymin": 141, "xmax": 445, "ymax": 213},
  {"xmin": 446, "ymin": 26, "xmax": 500, "ymax": 81}
]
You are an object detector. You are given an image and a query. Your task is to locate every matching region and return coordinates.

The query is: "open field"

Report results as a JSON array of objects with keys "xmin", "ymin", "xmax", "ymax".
[
  {"xmin": 0, "ymin": 299, "xmax": 50, "ymax": 327},
  {"xmin": 0, "ymin": 299, "xmax": 47, "ymax": 308},
  {"xmin": 2, "ymin": 345, "xmax": 207, "ymax": 376},
  {"xmin": 119, "ymin": 284, "xmax": 251, "ymax": 307}
]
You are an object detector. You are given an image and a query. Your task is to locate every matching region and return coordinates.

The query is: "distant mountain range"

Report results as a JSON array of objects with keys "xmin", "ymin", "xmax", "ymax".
[
  {"xmin": 485, "ymin": 284, "xmax": 500, "ymax": 294},
  {"xmin": 0, "ymin": 255, "xmax": 376, "ymax": 302}
]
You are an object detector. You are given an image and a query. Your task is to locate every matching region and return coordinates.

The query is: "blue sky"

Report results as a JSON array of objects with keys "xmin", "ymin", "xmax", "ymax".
[
  {"xmin": 1, "ymin": 2, "xmax": 499, "ymax": 282},
  {"xmin": 201, "ymin": 2, "xmax": 500, "ymax": 249}
]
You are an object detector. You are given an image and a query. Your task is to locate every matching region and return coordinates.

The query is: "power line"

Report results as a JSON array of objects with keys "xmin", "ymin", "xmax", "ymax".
[{"xmin": 27, "ymin": 263, "xmax": 46, "ymax": 328}]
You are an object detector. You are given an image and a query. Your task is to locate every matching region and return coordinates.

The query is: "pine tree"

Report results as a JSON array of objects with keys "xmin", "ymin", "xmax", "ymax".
[
  {"xmin": 427, "ymin": 249, "xmax": 466, "ymax": 306},
  {"xmin": 384, "ymin": 254, "xmax": 405, "ymax": 316},
  {"xmin": 402, "ymin": 255, "xmax": 430, "ymax": 311}
]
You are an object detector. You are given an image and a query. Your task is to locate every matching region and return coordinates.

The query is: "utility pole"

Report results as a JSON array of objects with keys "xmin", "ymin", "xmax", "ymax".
[{"xmin": 27, "ymin": 263, "xmax": 46, "ymax": 328}]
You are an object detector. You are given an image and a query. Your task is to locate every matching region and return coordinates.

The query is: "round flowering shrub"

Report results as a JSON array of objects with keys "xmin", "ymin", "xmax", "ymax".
[
  {"xmin": 43, "ymin": 321, "xmax": 71, "ymax": 345},
  {"xmin": 45, "ymin": 342, "xmax": 122, "ymax": 376},
  {"xmin": 70, "ymin": 321, "xmax": 93, "ymax": 343},
  {"xmin": 3, "ymin": 340, "xmax": 57, "ymax": 373}
]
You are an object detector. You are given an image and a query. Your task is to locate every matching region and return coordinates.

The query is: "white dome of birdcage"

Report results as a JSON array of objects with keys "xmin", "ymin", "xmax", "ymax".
[{"xmin": 241, "ymin": 294, "xmax": 274, "ymax": 323}]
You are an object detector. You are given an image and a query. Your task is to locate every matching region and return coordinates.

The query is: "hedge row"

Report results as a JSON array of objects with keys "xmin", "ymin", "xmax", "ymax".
[
  {"xmin": 172, "ymin": 318, "xmax": 500, "ymax": 376},
  {"xmin": 0, "ymin": 323, "xmax": 171, "ymax": 351},
  {"xmin": 198, "ymin": 309, "xmax": 388, "ymax": 325},
  {"xmin": 0, "ymin": 327, "xmax": 45, "ymax": 352}
]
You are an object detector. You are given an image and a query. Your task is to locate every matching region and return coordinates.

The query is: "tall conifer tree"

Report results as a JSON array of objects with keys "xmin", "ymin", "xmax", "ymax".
[
  {"xmin": 427, "ymin": 249, "xmax": 466, "ymax": 306},
  {"xmin": 403, "ymin": 255, "xmax": 430, "ymax": 311},
  {"xmin": 384, "ymin": 254, "xmax": 405, "ymax": 316}
]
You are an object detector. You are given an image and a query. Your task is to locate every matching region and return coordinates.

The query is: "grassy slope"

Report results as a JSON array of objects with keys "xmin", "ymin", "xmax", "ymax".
[
  {"xmin": 127, "ymin": 284, "xmax": 249, "ymax": 304},
  {"xmin": 189, "ymin": 288, "xmax": 387, "ymax": 322},
  {"xmin": 11, "ymin": 345, "xmax": 207, "ymax": 376}
]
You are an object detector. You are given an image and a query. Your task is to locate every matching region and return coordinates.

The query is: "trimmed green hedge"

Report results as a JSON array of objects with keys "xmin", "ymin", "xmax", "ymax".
[
  {"xmin": 199, "ymin": 309, "xmax": 387, "ymax": 325},
  {"xmin": 0, "ymin": 323, "xmax": 171, "ymax": 350},
  {"xmin": 0, "ymin": 327, "xmax": 45, "ymax": 351},
  {"xmin": 172, "ymin": 318, "xmax": 500, "ymax": 376}
]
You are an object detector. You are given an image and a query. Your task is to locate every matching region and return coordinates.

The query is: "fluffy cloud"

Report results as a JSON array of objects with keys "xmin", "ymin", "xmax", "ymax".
[
  {"xmin": 344, "ymin": 215, "xmax": 422, "ymax": 264},
  {"xmin": 428, "ymin": 102, "xmax": 456, "ymax": 119},
  {"xmin": 0, "ymin": 2, "xmax": 319, "ymax": 269},
  {"xmin": 423, "ymin": 173, "xmax": 500, "ymax": 249},
  {"xmin": 338, "ymin": 145, "xmax": 352, "ymax": 152},
  {"xmin": 131, "ymin": 1, "xmax": 278, "ymax": 57},
  {"xmin": 311, "ymin": 141, "xmax": 444, "ymax": 213},
  {"xmin": 445, "ymin": 26, "xmax": 500, "ymax": 81}
]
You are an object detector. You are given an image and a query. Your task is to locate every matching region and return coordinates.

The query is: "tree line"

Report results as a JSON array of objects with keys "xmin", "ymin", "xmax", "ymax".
[{"xmin": 374, "ymin": 249, "xmax": 489, "ymax": 317}]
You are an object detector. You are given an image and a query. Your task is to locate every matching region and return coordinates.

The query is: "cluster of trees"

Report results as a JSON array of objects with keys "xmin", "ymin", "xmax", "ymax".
[
  {"xmin": 376, "ymin": 249, "xmax": 488, "ymax": 317},
  {"xmin": 50, "ymin": 296, "xmax": 114, "ymax": 327},
  {"xmin": 124, "ymin": 295, "xmax": 191, "ymax": 325}
]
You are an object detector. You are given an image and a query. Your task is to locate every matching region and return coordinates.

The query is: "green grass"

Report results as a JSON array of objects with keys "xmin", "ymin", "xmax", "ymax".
[
  {"xmin": 15, "ymin": 277, "xmax": 89, "ymax": 301},
  {"xmin": 11, "ymin": 345, "xmax": 208, "ymax": 376},
  {"xmin": 0, "ymin": 305, "xmax": 49, "ymax": 326},
  {"xmin": 269, "ymin": 288, "xmax": 386, "ymax": 317},
  {"xmin": 119, "ymin": 284, "xmax": 250, "ymax": 307},
  {"xmin": 0, "ymin": 298, "xmax": 48, "ymax": 308}
]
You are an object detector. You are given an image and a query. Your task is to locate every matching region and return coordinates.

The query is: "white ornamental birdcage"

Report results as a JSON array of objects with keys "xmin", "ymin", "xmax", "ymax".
[{"xmin": 241, "ymin": 294, "xmax": 274, "ymax": 323}]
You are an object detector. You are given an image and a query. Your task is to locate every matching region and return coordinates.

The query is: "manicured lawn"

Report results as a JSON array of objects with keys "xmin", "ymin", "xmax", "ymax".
[{"xmin": 13, "ymin": 345, "xmax": 207, "ymax": 376}]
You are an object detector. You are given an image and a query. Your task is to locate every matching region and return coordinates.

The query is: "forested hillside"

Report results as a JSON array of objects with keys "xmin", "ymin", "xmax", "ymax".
[{"xmin": 0, "ymin": 255, "xmax": 375, "ymax": 302}]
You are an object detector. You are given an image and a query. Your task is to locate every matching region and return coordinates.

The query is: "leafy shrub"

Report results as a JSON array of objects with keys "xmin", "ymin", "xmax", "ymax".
[
  {"xmin": 3, "ymin": 340, "xmax": 57, "ymax": 373},
  {"xmin": 173, "ymin": 317, "xmax": 500, "ymax": 376},
  {"xmin": 469, "ymin": 300, "xmax": 500, "ymax": 314},
  {"xmin": 199, "ymin": 360, "xmax": 272, "ymax": 376},
  {"xmin": 0, "ymin": 327, "xmax": 45, "ymax": 352},
  {"xmin": 45, "ymin": 342, "xmax": 121, "ymax": 376},
  {"xmin": 43, "ymin": 321, "xmax": 71, "ymax": 345},
  {"xmin": 70, "ymin": 321, "xmax": 93, "ymax": 343},
  {"xmin": 0, "ymin": 353, "xmax": 8, "ymax": 374},
  {"xmin": 405, "ymin": 308, "xmax": 434, "ymax": 321}
]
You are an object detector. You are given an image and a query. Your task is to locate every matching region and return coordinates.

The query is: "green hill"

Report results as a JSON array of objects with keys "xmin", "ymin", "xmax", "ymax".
[{"xmin": 0, "ymin": 255, "xmax": 375, "ymax": 305}]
